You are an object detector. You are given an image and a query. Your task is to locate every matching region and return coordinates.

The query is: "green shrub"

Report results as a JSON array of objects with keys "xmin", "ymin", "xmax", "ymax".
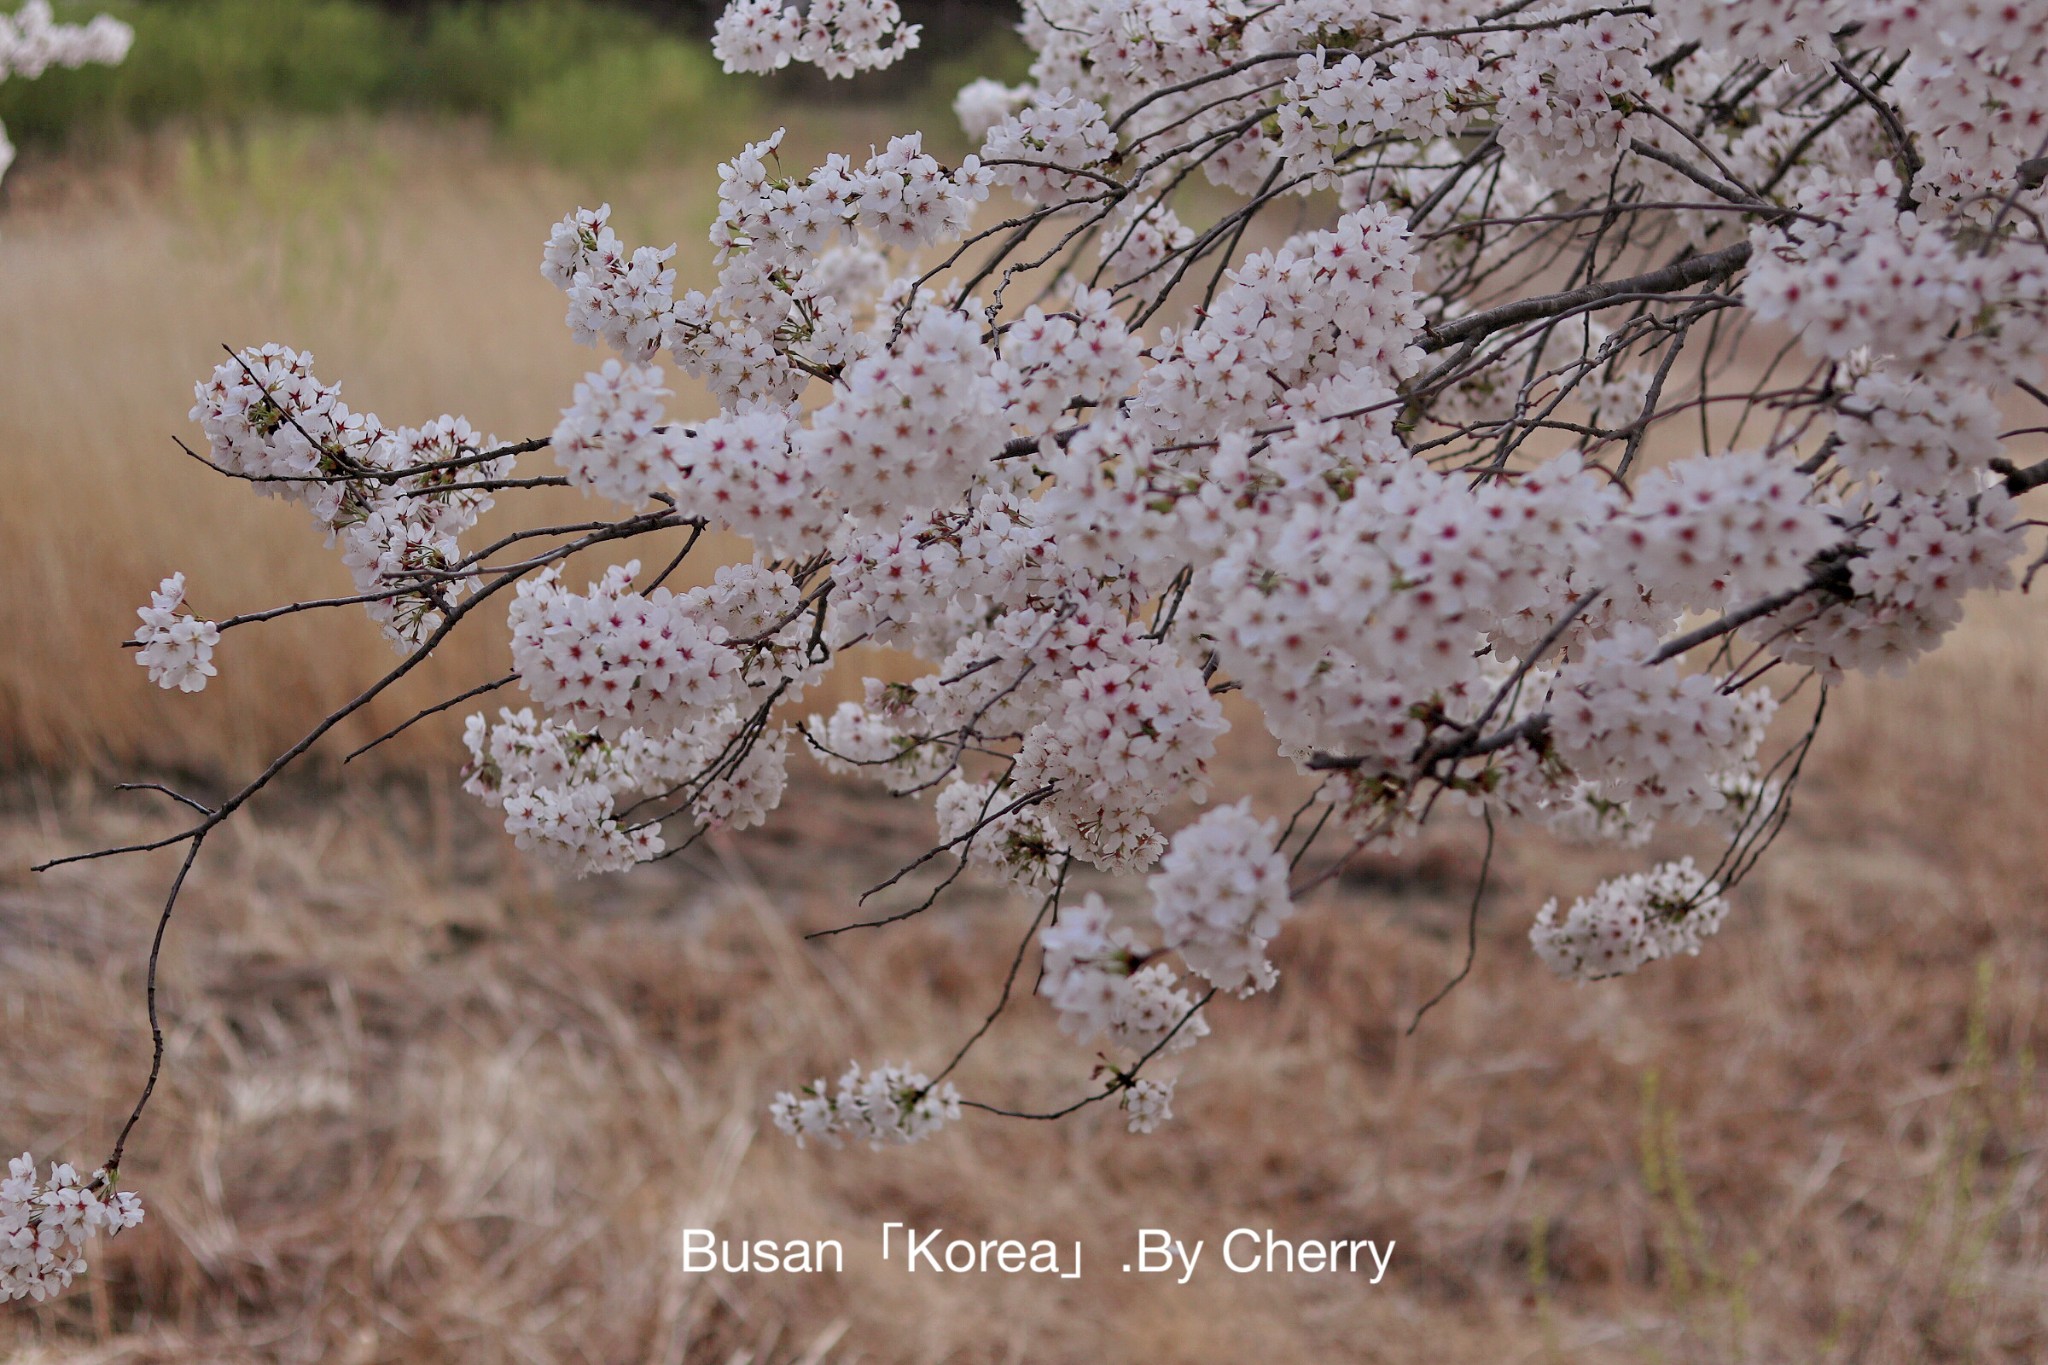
[
  {"xmin": 0, "ymin": 1, "xmax": 400, "ymax": 143},
  {"xmin": 503, "ymin": 36, "xmax": 739, "ymax": 170},
  {"xmin": 397, "ymin": 1, "xmax": 666, "ymax": 123}
]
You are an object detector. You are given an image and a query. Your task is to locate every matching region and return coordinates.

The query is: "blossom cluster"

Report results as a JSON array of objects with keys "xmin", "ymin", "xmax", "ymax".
[
  {"xmin": 1120, "ymin": 1077, "xmax": 1176, "ymax": 1134},
  {"xmin": 1021, "ymin": 804, "xmax": 1298, "ymax": 1125},
  {"xmin": 470, "ymin": 558, "xmax": 811, "ymax": 869},
  {"xmin": 1146, "ymin": 802, "xmax": 1295, "ymax": 996},
  {"xmin": 1037, "ymin": 893, "xmax": 1211, "ymax": 1061},
  {"xmin": 933, "ymin": 778, "xmax": 1065, "ymax": 892},
  {"xmin": 979, "ymin": 89, "xmax": 1117, "ymax": 203},
  {"xmin": 461, "ymin": 705, "xmax": 787, "ymax": 874},
  {"xmin": 769, "ymin": 1063, "xmax": 961, "ymax": 1148},
  {"xmin": 1745, "ymin": 163, "xmax": 2048, "ymax": 395},
  {"xmin": 711, "ymin": 0, "xmax": 918, "ymax": 78},
  {"xmin": 133, "ymin": 573, "xmax": 220, "ymax": 694},
  {"xmin": 507, "ymin": 563, "xmax": 744, "ymax": 735},
  {"xmin": 1547, "ymin": 627, "xmax": 1779, "ymax": 822},
  {"xmin": 806, "ymin": 698, "xmax": 955, "ymax": 794},
  {"xmin": 1778, "ymin": 485, "xmax": 2026, "ymax": 679},
  {"xmin": 1531, "ymin": 859, "xmax": 1731, "ymax": 982},
  {"xmin": 2, "ymin": 1154, "xmax": 144, "ymax": 1303}
]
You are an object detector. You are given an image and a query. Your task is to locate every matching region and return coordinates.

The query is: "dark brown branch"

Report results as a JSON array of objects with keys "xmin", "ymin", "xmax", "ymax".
[
  {"xmin": 1305, "ymin": 713, "xmax": 1552, "ymax": 773},
  {"xmin": 113, "ymin": 783, "xmax": 213, "ymax": 817},
  {"xmin": 1422, "ymin": 241, "xmax": 1753, "ymax": 354},
  {"xmin": 343, "ymin": 672, "xmax": 519, "ymax": 764},
  {"xmin": 105, "ymin": 831, "xmax": 209, "ymax": 1175},
  {"xmin": 1993, "ymin": 455, "xmax": 2048, "ymax": 498}
]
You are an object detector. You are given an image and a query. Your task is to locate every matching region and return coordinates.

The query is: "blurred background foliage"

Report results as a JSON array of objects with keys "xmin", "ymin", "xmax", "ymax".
[{"xmin": 0, "ymin": 0, "xmax": 1029, "ymax": 171}]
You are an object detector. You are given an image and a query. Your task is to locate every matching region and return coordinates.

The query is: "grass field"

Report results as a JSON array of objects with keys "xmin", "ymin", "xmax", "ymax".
[{"xmin": 2, "ymin": 123, "xmax": 2046, "ymax": 1363}]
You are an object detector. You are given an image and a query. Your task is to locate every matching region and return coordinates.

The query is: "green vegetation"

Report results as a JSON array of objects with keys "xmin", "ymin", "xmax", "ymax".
[{"xmin": 0, "ymin": 0, "xmax": 760, "ymax": 169}]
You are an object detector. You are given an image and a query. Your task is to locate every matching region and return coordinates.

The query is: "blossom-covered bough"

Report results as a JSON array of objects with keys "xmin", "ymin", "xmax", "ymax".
[{"xmin": 29, "ymin": 0, "xmax": 2048, "ymax": 1297}]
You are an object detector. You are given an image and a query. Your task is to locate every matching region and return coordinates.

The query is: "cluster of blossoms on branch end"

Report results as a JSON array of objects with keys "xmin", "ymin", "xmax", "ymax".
[
  {"xmin": 770, "ymin": 1063, "xmax": 962, "ymax": 1148},
  {"xmin": 2, "ymin": 1155, "xmax": 143, "ymax": 1303},
  {"xmin": 133, "ymin": 573, "xmax": 220, "ymax": 694},
  {"xmin": 1531, "ymin": 857, "xmax": 1731, "ymax": 982}
]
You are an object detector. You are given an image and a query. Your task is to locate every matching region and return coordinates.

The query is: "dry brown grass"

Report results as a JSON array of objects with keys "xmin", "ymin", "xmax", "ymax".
[{"xmin": 3, "ymin": 126, "xmax": 2047, "ymax": 1363}]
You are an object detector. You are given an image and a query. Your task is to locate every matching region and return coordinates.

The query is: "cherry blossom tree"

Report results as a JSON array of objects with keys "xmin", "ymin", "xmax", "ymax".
[{"xmin": 26, "ymin": 0, "xmax": 2048, "ymax": 1299}]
